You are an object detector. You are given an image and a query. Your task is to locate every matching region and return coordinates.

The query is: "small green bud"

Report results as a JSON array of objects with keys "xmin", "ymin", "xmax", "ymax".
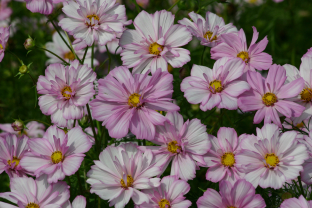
[
  {"xmin": 12, "ymin": 119, "xmax": 24, "ymax": 131},
  {"xmin": 19, "ymin": 65, "xmax": 28, "ymax": 74},
  {"xmin": 24, "ymin": 36, "xmax": 35, "ymax": 50},
  {"xmin": 281, "ymin": 192, "xmax": 292, "ymax": 201}
]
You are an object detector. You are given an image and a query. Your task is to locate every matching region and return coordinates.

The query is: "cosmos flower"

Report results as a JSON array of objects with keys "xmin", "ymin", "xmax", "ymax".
[
  {"xmin": 0, "ymin": 0, "xmax": 12, "ymax": 21},
  {"xmin": 139, "ymin": 175, "xmax": 192, "ymax": 208},
  {"xmin": 25, "ymin": 0, "xmax": 54, "ymax": 15},
  {"xmin": 90, "ymin": 66, "xmax": 179, "ymax": 140},
  {"xmin": 119, "ymin": 10, "xmax": 192, "ymax": 74},
  {"xmin": 179, "ymin": 11, "xmax": 237, "ymax": 47},
  {"xmin": 0, "ymin": 26, "xmax": 10, "ymax": 62},
  {"xmin": 280, "ymin": 195, "xmax": 312, "ymax": 208},
  {"xmin": 181, "ymin": 57, "xmax": 250, "ymax": 111},
  {"xmin": 283, "ymin": 57, "xmax": 312, "ymax": 124},
  {"xmin": 238, "ymin": 64, "xmax": 305, "ymax": 127},
  {"xmin": 63, "ymin": 195, "xmax": 86, "ymax": 208},
  {"xmin": 0, "ymin": 134, "xmax": 31, "ymax": 178},
  {"xmin": 45, "ymin": 32, "xmax": 98, "ymax": 67},
  {"xmin": 0, "ymin": 175, "xmax": 70, "ymax": 207},
  {"xmin": 37, "ymin": 60, "xmax": 96, "ymax": 127},
  {"xmin": 299, "ymin": 131, "xmax": 312, "ymax": 185},
  {"xmin": 235, "ymin": 123, "xmax": 308, "ymax": 189},
  {"xmin": 138, "ymin": 111, "xmax": 211, "ymax": 181},
  {"xmin": 0, "ymin": 121, "xmax": 45, "ymax": 138},
  {"xmin": 59, "ymin": 0, "xmax": 131, "ymax": 47},
  {"xmin": 87, "ymin": 143, "xmax": 162, "ymax": 207},
  {"xmin": 202, "ymin": 127, "xmax": 244, "ymax": 184},
  {"xmin": 20, "ymin": 125, "xmax": 92, "ymax": 183},
  {"xmin": 211, "ymin": 26, "xmax": 272, "ymax": 72},
  {"xmin": 197, "ymin": 179, "xmax": 265, "ymax": 208}
]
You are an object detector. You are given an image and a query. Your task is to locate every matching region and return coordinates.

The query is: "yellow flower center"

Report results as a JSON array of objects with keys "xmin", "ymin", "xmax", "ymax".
[
  {"xmin": 262, "ymin": 92, "xmax": 277, "ymax": 106},
  {"xmin": 158, "ymin": 199, "xmax": 171, "ymax": 208},
  {"xmin": 167, "ymin": 141, "xmax": 181, "ymax": 153},
  {"xmin": 237, "ymin": 51, "xmax": 249, "ymax": 63},
  {"xmin": 7, "ymin": 157, "xmax": 20, "ymax": 167},
  {"xmin": 221, "ymin": 152, "xmax": 235, "ymax": 167},
  {"xmin": 61, "ymin": 86, "xmax": 72, "ymax": 99},
  {"xmin": 265, "ymin": 153, "xmax": 279, "ymax": 167},
  {"xmin": 128, "ymin": 93, "xmax": 141, "ymax": 107},
  {"xmin": 296, "ymin": 122, "xmax": 305, "ymax": 129},
  {"xmin": 51, "ymin": 151, "xmax": 63, "ymax": 164},
  {"xmin": 64, "ymin": 51, "xmax": 75, "ymax": 61},
  {"xmin": 248, "ymin": 0, "xmax": 258, "ymax": 3},
  {"xmin": 120, "ymin": 175, "xmax": 134, "ymax": 188},
  {"xmin": 204, "ymin": 31, "xmax": 217, "ymax": 41},
  {"xmin": 149, "ymin": 42, "xmax": 164, "ymax": 56},
  {"xmin": 26, "ymin": 203, "xmax": 40, "ymax": 208},
  {"xmin": 87, "ymin": 14, "xmax": 99, "ymax": 22},
  {"xmin": 0, "ymin": 44, "xmax": 3, "ymax": 49},
  {"xmin": 300, "ymin": 88, "xmax": 312, "ymax": 102},
  {"xmin": 209, "ymin": 80, "xmax": 223, "ymax": 93}
]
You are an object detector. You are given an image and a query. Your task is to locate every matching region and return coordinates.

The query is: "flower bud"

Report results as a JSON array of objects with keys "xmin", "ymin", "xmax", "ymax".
[
  {"xmin": 78, "ymin": 115, "xmax": 89, "ymax": 127},
  {"xmin": 24, "ymin": 37, "xmax": 35, "ymax": 50},
  {"xmin": 11, "ymin": 119, "xmax": 24, "ymax": 131},
  {"xmin": 19, "ymin": 65, "xmax": 28, "ymax": 74}
]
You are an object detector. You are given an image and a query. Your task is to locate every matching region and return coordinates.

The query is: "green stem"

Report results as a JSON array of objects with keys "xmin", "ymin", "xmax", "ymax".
[
  {"xmin": 24, "ymin": 119, "xmax": 51, "ymax": 126},
  {"xmin": 76, "ymin": 170, "xmax": 83, "ymax": 195},
  {"xmin": 91, "ymin": 43, "xmax": 95, "ymax": 69},
  {"xmin": 86, "ymin": 103, "xmax": 98, "ymax": 151},
  {"xmin": 64, "ymin": 31, "xmax": 82, "ymax": 64},
  {"xmin": 168, "ymin": 0, "xmax": 182, "ymax": 11},
  {"xmin": 50, "ymin": 20, "xmax": 74, "ymax": 55},
  {"xmin": 7, "ymin": 50, "xmax": 23, "ymax": 65},
  {"xmin": 98, "ymin": 197, "xmax": 101, "ymax": 208},
  {"xmin": 28, "ymin": 73, "xmax": 36, "ymax": 86},
  {"xmin": 105, "ymin": 45, "xmax": 112, "ymax": 74},
  {"xmin": 201, "ymin": 46, "xmax": 207, "ymax": 65},
  {"xmin": 82, "ymin": 46, "xmax": 89, "ymax": 64},
  {"xmin": 298, "ymin": 176, "xmax": 306, "ymax": 197},
  {"xmin": 36, "ymin": 47, "xmax": 69, "ymax": 65}
]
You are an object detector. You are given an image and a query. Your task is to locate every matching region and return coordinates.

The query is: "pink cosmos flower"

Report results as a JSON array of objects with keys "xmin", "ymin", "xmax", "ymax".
[
  {"xmin": 138, "ymin": 175, "xmax": 192, "ymax": 208},
  {"xmin": 25, "ymin": 0, "xmax": 53, "ymax": 15},
  {"xmin": 211, "ymin": 26, "xmax": 272, "ymax": 72},
  {"xmin": 281, "ymin": 195, "xmax": 312, "ymax": 208},
  {"xmin": 181, "ymin": 58, "xmax": 250, "ymax": 111},
  {"xmin": 119, "ymin": 10, "xmax": 192, "ymax": 74},
  {"xmin": 282, "ymin": 118, "xmax": 311, "ymax": 139},
  {"xmin": 37, "ymin": 60, "xmax": 96, "ymax": 127},
  {"xmin": 20, "ymin": 125, "xmax": 92, "ymax": 183},
  {"xmin": 63, "ymin": 195, "xmax": 86, "ymax": 208},
  {"xmin": 87, "ymin": 143, "xmax": 162, "ymax": 207},
  {"xmin": 59, "ymin": 0, "xmax": 131, "ymax": 47},
  {"xmin": 0, "ymin": 134, "xmax": 31, "ymax": 178},
  {"xmin": 303, "ymin": 47, "xmax": 312, "ymax": 58},
  {"xmin": 238, "ymin": 64, "xmax": 305, "ymax": 127},
  {"xmin": 0, "ymin": 175, "xmax": 70, "ymax": 207},
  {"xmin": 90, "ymin": 66, "xmax": 179, "ymax": 140},
  {"xmin": 138, "ymin": 111, "xmax": 211, "ymax": 181},
  {"xmin": 179, "ymin": 11, "xmax": 237, "ymax": 47},
  {"xmin": 45, "ymin": 32, "xmax": 99, "ymax": 67},
  {"xmin": 0, "ymin": 121, "xmax": 45, "ymax": 138},
  {"xmin": 0, "ymin": 0, "xmax": 12, "ymax": 21},
  {"xmin": 283, "ymin": 58, "xmax": 312, "ymax": 124},
  {"xmin": 0, "ymin": 26, "xmax": 10, "ymax": 62},
  {"xmin": 202, "ymin": 127, "xmax": 244, "ymax": 184},
  {"xmin": 197, "ymin": 179, "xmax": 265, "ymax": 208},
  {"xmin": 299, "ymin": 131, "xmax": 312, "ymax": 185},
  {"xmin": 236, "ymin": 123, "xmax": 308, "ymax": 189}
]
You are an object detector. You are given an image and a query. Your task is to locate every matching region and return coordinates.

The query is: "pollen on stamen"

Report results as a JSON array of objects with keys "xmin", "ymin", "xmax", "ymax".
[
  {"xmin": 237, "ymin": 51, "xmax": 250, "ymax": 63},
  {"xmin": 26, "ymin": 202, "xmax": 40, "ymax": 208},
  {"xmin": 120, "ymin": 175, "xmax": 134, "ymax": 188},
  {"xmin": 262, "ymin": 92, "xmax": 277, "ymax": 106},
  {"xmin": 265, "ymin": 153, "xmax": 279, "ymax": 167},
  {"xmin": 221, "ymin": 152, "xmax": 235, "ymax": 167},
  {"xmin": 300, "ymin": 88, "xmax": 312, "ymax": 102},
  {"xmin": 209, "ymin": 80, "xmax": 223, "ymax": 93},
  {"xmin": 7, "ymin": 156, "xmax": 20, "ymax": 168},
  {"xmin": 158, "ymin": 199, "xmax": 171, "ymax": 208},
  {"xmin": 149, "ymin": 42, "xmax": 164, "ymax": 56},
  {"xmin": 128, "ymin": 93, "xmax": 141, "ymax": 107},
  {"xmin": 61, "ymin": 86, "xmax": 72, "ymax": 99},
  {"xmin": 64, "ymin": 51, "xmax": 75, "ymax": 61},
  {"xmin": 167, "ymin": 141, "xmax": 181, "ymax": 153},
  {"xmin": 51, "ymin": 151, "xmax": 63, "ymax": 164},
  {"xmin": 0, "ymin": 44, "xmax": 3, "ymax": 49},
  {"xmin": 204, "ymin": 31, "xmax": 217, "ymax": 41}
]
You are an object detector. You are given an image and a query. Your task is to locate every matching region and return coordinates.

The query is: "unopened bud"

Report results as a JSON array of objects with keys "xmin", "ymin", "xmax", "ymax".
[
  {"xmin": 24, "ymin": 37, "xmax": 35, "ymax": 50},
  {"xmin": 19, "ymin": 65, "xmax": 28, "ymax": 74},
  {"xmin": 79, "ymin": 115, "xmax": 89, "ymax": 127},
  {"xmin": 11, "ymin": 119, "xmax": 24, "ymax": 131}
]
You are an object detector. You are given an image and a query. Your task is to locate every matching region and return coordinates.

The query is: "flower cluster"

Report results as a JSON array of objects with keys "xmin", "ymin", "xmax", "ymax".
[{"xmin": 2, "ymin": 0, "xmax": 312, "ymax": 207}]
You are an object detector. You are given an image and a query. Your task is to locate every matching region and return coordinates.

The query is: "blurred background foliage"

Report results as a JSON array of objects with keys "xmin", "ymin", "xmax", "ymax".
[{"xmin": 0, "ymin": 0, "xmax": 312, "ymax": 207}]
